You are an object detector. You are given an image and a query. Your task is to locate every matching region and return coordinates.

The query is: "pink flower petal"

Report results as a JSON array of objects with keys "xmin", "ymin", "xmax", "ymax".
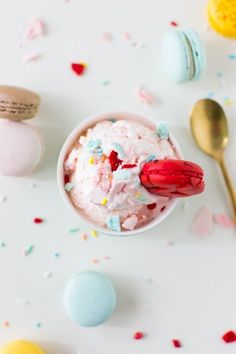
[
  {"xmin": 25, "ymin": 17, "xmax": 46, "ymax": 40},
  {"xmin": 190, "ymin": 206, "xmax": 213, "ymax": 236},
  {"xmin": 213, "ymin": 213, "xmax": 235, "ymax": 228}
]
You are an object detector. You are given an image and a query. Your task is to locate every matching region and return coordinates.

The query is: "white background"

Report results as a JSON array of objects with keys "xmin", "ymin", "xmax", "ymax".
[{"xmin": 0, "ymin": 0, "xmax": 236, "ymax": 353}]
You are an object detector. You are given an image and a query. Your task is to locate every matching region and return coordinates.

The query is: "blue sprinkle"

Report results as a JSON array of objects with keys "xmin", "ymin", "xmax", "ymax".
[
  {"xmin": 146, "ymin": 155, "xmax": 156, "ymax": 162},
  {"xmin": 95, "ymin": 146, "xmax": 103, "ymax": 157},
  {"xmin": 134, "ymin": 177, "xmax": 141, "ymax": 187},
  {"xmin": 36, "ymin": 322, "xmax": 42, "ymax": 328},
  {"xmin": 64, "ymin": 182, "xmax": 75, "ymax": 192},
  {"xmin": 106, "ymin": 215, "xmax": 121, "ymax": 232},
  {"xmin": 206, "ymin": 91, "xmax": 215, "ymax": 99},
  {"xmin": 113, "ymin": 169, "xmax": 132, "ymax": 180},
  {"xmin": 111, "ymin": 142, "xmax": 126, "ymax": 158},
  {"xmin": 54, "ymin": 251, "xmax": 60, "ymax": 258},
  {"xmin": 157, "ymin": 121, "xmax": 169, "ymax": 139},
  {"xmin": 86, "ymin": 139, "xmax": 102, "ymax": 151},
  {"xmin": 228, "ymin": 54, "xmax": 236, "ymax": 60}
]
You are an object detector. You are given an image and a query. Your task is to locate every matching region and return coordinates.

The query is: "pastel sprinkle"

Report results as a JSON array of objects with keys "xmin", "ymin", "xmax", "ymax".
[
  {"xmin": 91, "ymin": 258, "xmax": 100, "ymax": 264},
  {"xmin": 54, "ymin": 252, "xmax": 60, "ymax": 258},
  {"xmin": 80, "ymin": 233, "xmax": 88, "ymax": 241},
  {"xmin": 157, "ymin": 121, "xmax": 169, "ymax": 139},
  {"xmin": 111, "ymin": 142, "xmax": 126, "ymax": 158},
  {"xmin": 228, "ymin": 54, "xmax": 236, "ymax": 60},
  {"xmin": 213, "ymin": 213, "xmax": 235, "ymax": 228},
  {"xmin": 145, "ymin": 155, "xmax": 156, "ymax": 162},
  {"xmin": 34, "ymin": 217, "xmax": 43, "ymax": 224},
  {"xmin": 3, "ymin": 321, "xmax": 10, "ymax": 328},
  {"xmin": 86, "ymin": 139, "xmax": 102, "ymax": 151},
  {"xmin": 135, "ymin": 191, "xmax": 145, "ymax": 202},
  {"xmin": 101, "ymin": 31, "xmax": 113, "ymax": 41},
  {"xmin": 101, "ymin": 80, "xmax": 111, "ymax": 85},
  {"xmin": 25, "ymin": 17, "xmax": 46, "ymax": 40},
  {"xmin": 106, "ymin": 215, "xmax": 121, "ymax": 232},
  {"xmin": 138, "ymin": 87, "xmax": 156, "ymax": 105},
  {"xmin": 95, "ymin": 146, "xmax": 103, "ymax": 157},
  {"xmin": 90, "ymin": 229, "xmax": 98, "ymax": 238},
  {"xmin": 69, "ymin": 227, "xmax": 80, "ymax": 233},
  {"xmin": 172, "ymin": 339, "xmax": 182, "ymax": 348},
  {"xmin": 0, "ymin": 242, "xmax": 6, "ymax": 248},
  {"xmin": 65, "ymin": 182, "xmax": 75, "ymax": 192},
  {"xmin": 36, "ymin": 322, "xmax": 42, "ymax": 328},
  {"xmin": 223, "ymin": 97, "xmax": 233, "ymax": 106},
  {"xmin": 206, "ymin": 91, "xmax": 215, "ymax": 98},
  {"xmin": 113, "ymin": 169, "xmax": 132, "ymax": 181},
  {"xmin": 101, "ymin": 197, "xmax": 108, "ymax": 206},
  {"xmin": 24, "ymin": 244, "xmax": 34, "ymax": 256},
  {"xmin": 88, "ymin": 156, "xmax": 94, "ymax": 165}
]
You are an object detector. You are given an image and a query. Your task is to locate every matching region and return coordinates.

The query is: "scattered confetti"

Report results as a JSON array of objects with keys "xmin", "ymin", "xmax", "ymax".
[
  {"xmin": 101, "ymin": 80, "xmax": 111, "ymax": 85},
  {"xmin": 133, "ymin": 332, "xmax": 144, "ymax": 340},
  {"xmin": 44, "ymin": 271, "xmax": 52, "ymax": 279},
  {"xmin": 172, "ymin": 339, "xmax": 182, "ymax": 348},
  {"xmin": 65, "ymin": 182, "xmax": 75, "ymax": 192},
  {"xmin": 106, "ymin": 215, "xmax": 121, "ymax": 232},
  {"xmin": 34, "ymin": 217, "xmax": 43, "ymax": 224},
  {"xmin": 25, "ymin": 17, "xmax": 46, "ymax": 40},
  {"xmin": 88, "ymin": 156, "xmax": 94, "ymax": 165},
  {"xmin": 36, "ymin": 322, "xmax": 42, "ymax": 328},
  {"xmin": 91, "ymin": 258, "xmax": 100, "ymax": 264},
  {"xmin": 222, "ymin": 330, "xmax": 236, "ymax": 343},
  {"xmin": 101, "ymin": 31, "xmax": 113, "ymax": 41},
  {"xmin": 138, "ymin": 87, "xmax": 156, "ymax": 105},
  {"xmin": 87, "ymin": 139, "xmax": 102, "ymax": 151},
  {"xmin": 104, "ymin": 256, "xmax": 111, "ymax": 260},
  {"xmin": 80, "ymin": 233, "xmax": 88, "ymax": 241},
  {"xmin": 53, "ymin": 252, "xmax": 60, "ymax": 258},
  {"xmin": 135, "ymin": 191, "xmax": 145, "ymax": 202},
  {"xmin": 170, "ymin": 21, "xmax": 178, "ymax": 27},
  {"xmin": 190, "ymin": 206, "xmax": 213, "ymax": 236},
  {"xmin": 3, "ymin": 321, "xmax": 10, "ymax": 328},
  {"xmin": 123, "ymin": 32, "xmax": 131, "ymax": 40},
  {"xmin": 213, "ymin": 214, "xmax": 235, "ymax": 228},
  {"xmin": 24, "ymin": 244, "xmax": 34, "ymax": 256},
  {"xmin": 146, "ymin": 155, "xmax": 156, "ymax": 162},
  {"xmin": 69, "ymin": 227, "xmax": 80, "ymax": 233},
  {"xmin": 0, "ymin": 242, "xmax": 6, "ymax": 248},
  {"xmin": 228, "ymin": 54, "xmax": 236, "ymax": 60},
  {"xmin": 157, "ymin": 121, "xmax": 169, "ymax": 139},
  {"xmin": 162, "ymin": 239, "xmax": 174, "ymax": 246},
  {"xmin": 101, "ymin": 197, "xmax": 108, "ymax": 206},
  {"xmin": 22, "ymin": 52, "xmax": 41, "ymax": 63},
  {"xmin": 90, "ymin": 230, "xmax": 98, "ymax": 238},
  {"xmin": 71, "ymin": 62, "xmax": 87, "ymax": 76}
]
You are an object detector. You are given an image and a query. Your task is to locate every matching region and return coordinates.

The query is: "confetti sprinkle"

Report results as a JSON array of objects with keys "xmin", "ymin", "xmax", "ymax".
[
  {"xmin": 228, "ymin": 54, "xmax": 236, "ymax": 60},
  {"xmin": 101, "ymin": 80, "xmax": 111, "ymax": 85},
  {"xmin": 213, "ymin": 214, "xmax": 235, "ymax": 228},
  {"xmin": 145, "ymin": 155, "xmax": 156, "ymax": 162},
  {"xmin": 3, "ymin": 321, "xmax": 10, "ymax": 328},
  {"xmin": 111, "ymin": 142, "xmax": 126, "ymax": 158},
  {"xmin": 36, "ymin": 322, "xmax": 42, "ymax": 328},
  {"xmin": 101, "ymin": 31, "xmax": 113, "ymax": 41},
  {"xmin": 91, "ymin": 258, "xmax": 100, "ymax": 264},
  {"xmin": 123, "ymin": 32, "xmax": 131, "ymax": 40},
  {"xmin": 24, "ymin": 244, "xmax": 34, "ymax": 256},
  {"xmin": 109, "ymin": 150, "xmax": 123, "ymax": 172},
  {"xmin": 22, "ymin": 52, "xmax": 41, "ymax": 63},
  {"xmin": 172, "ymin": 339, "xmax": 182, "ymax": 348},
  {"xmin": 54, "ymin": 252, "xmax": 60, "ymax": 258},
  {"xmin": 222, "ymin": 330, "xmax": 236, "ymax": 343},
  {"xmin": 138, "ymin": 87, "xmax": 156, "ymax": 105},
  {"xmin": 88, "ymin": 156, "xmax": 94, "ymax": 165},
  {"xmin": 65, "ymin": 182, "xmax": 75, "ymax": 192},
  {"xmin": 101, "ymin": 197, "xmax": 108, "ymax": 206},
  {"xmin": 86, "ymin": 139, "xmax": 102, "ymax": 151},
  {"xmin": 44, "ymin": 271, "xmax": 52, "ymax": 278},
  {"xmin": 80, "ymin": 233, "xmax": 88, "ymax": 241},
  {"xmin": 106, "ymin": 215, "xmax": 121, "ymax": 232},
  {"xmin": 113, "ymin": 169, "xmax": 132, "ymax": 181},
  {"xmin": 0, "ymin": 242, "xmax": 6, "ymax": 248},
  {"xmin": 34, "ymin": 217, "xmax": 43, "ymax": 224},
  {"xmin": 147, "ymin": 203, "xmax": 157, "ymax": 210},
  {"xmin": 157, "ymin": 121, "xmax": 169, "ymax": 139},
  {"xmin": 133, "ymin": 332, "xmax": 144, "ymax": 340},
  {"xmin": 90, "ymin": 230, "xmax": 98, "ymax": 238},
  {"xmin": 25, "ymin": 17, "xmax": 46, "ymax": 40},
  {"xmin": 223, "ymin": 97, "xmax": 233, "ymax": 106},
  {"xmin": 69, "ymin": 227, "xmax": 80, "ymax": 233},
  {"xmin": 135, "ymin": 191, "xmax": 145, "ymax": 202},
  {"xmin": 190, "ymin": 206, "xmax": 213, "ymax": 236},
  {"xmin": 71, "ymin": 62, "xmax": 87, "ymax": 76}
]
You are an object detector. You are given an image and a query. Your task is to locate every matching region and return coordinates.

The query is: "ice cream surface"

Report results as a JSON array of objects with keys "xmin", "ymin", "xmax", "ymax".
[{"xmin": 64, "ymin": 119, "xmax": 179, "ymax": 232}]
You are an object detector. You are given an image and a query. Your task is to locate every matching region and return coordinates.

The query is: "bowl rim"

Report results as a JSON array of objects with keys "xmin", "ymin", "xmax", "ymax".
[{"xmin": 57, "ymin": 110, "xmax": 184, "ymax": 236}]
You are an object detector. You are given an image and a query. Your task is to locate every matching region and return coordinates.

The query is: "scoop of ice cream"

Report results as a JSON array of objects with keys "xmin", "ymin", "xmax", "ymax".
[{"xmin": 64, "ymin": 119, "xmax": 178, "ymax": 231}]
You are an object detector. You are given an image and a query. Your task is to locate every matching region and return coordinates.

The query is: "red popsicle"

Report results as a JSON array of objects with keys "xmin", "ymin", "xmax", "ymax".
[{"xmin": 140, "ymin": 159, "xmax": 205, "ymax": 197}]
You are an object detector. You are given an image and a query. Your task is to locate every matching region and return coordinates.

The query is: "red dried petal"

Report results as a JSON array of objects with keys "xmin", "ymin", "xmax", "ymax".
[
  {"xmin": 71, "ymin": 63, "xmax": 87, "ymax": 76},
  {"xmin": 222, "ymin": 330, "xmax": 236, "ymax": 343},
  {"xmin": 122, "ymin": 164, "xmax": 137, "ymax": 169},
  {"xmin": 170, "ymin": 21, "xmax": 178, "ymax": 27},
  {"xmin": 109, "ymin": 150, "xmax": 122, "ymax": 172},
  {"xmin": 172, "ymin": 339, "xmax": 182, "ymax": 348},
  {"xmin": 34, "ymin": 218, "xmax": 43, "ymax": 224},
  {"xmin": 64, "ymin": 174, "xmax": 70, "ymax": 184},
  {"xmin": 133, "ymin": 332, "xmax": 144, "ymax": 340},
  {"xmin": 147, "ymin": 203, "xmax": 157, "ymax": 210}
]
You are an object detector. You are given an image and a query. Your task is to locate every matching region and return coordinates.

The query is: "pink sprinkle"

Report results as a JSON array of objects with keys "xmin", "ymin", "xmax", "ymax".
[
  {"xmin": 25, "ymin": 17, "xmax": 46, "ymax": 40},
  {"xmin": 34, "ymin": 217, "xmax": 43, "ymax": 224},
  {"xmin": 3, "ymin": 321, "xmax": 9, "ymax": 328},
  {"xmin": 104, "ymin": 256, "xmax": 111, "ymax": 260},
  {"xmin": 172, "ymin": 339, "xmax": 182, "ymax": 348},
  {"xmin": 123, "ymin": 32, "xmax": 131, "ymax": 40},
  {"xmin": 22, "ymin": 52, "xmax": 41, "ymax": 63},
  {"xmin": 138, "ymin": 87, "xmax": 156, "ymax": 105},
  {"xmin": 91, "ymin": 258, "xmax": 100, "ymax": 264},
  {"xmin": 101, "ymin": 31, "xmax": 113, "ymax": 42},
  {"xmin": 133, "ymin": 332, "xmax": 144, "ymax": 340},
  {"xmin": 190, "ymin": 206, "xmax": 213, "ymax": 236},
  {"xmin": 213, "ymin": 213, "xmax": 235, "ymax": 228}
]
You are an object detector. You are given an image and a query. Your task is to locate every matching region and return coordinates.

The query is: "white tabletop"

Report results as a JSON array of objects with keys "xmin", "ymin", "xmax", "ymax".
[{"xmin": 0, "ymin": 0, "xmax": 236, "ymax": 353}]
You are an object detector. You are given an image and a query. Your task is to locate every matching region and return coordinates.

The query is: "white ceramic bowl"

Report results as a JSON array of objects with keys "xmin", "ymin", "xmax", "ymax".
[{"xmin": 57, "ymin": 111, "xmax": 183, "ymax": 236}]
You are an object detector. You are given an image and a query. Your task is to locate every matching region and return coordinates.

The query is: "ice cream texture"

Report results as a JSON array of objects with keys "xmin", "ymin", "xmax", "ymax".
[{"xmin": 64, "ymin": 119, "xmax": 179, "ymax": 231}]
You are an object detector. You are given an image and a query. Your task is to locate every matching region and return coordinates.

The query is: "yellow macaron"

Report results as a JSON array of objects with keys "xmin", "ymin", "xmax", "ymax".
[
  {"xmin": 207, "ymin": 0, "xmax": 236, "ymax": 38},
  {"xmin": 0, "ymin": 340, "xmax": 45, "ymax": 354}
]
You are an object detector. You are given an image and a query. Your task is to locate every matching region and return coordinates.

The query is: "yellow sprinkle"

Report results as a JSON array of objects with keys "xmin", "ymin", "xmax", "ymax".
[
  {"xmin": 101, "ymin": 197, "xmax": 108, "ymax": 206},
  {"xmin": 90, "ymin": 230, "xmax": 98, "ymax": 238},
  {"xmin": 135, "ymin": 191, "xmax": 141, "ymax": 198},
  {"xmin": 89, "ymin": 156, "xmax": 94, "ymax": 165}
]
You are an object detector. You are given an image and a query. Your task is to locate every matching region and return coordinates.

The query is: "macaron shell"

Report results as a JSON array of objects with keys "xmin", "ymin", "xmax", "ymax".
[
  {"xmin": 207, "ymin": 0, "xmax": 236, "ymax": 38},
  {"xmin": 0, "ymin": 120, "xmax": 44, "ymax": 176},
  {"xmin": 0, "ymin": 86, "xmax": 40, "ymax": 121},
  {"xmin": 0, "ymin": 340, "xmax": 45, "ymax": 354},
  {"xmin": 64, "ymin": 271, "xmax": 116, "ymax": 327}
]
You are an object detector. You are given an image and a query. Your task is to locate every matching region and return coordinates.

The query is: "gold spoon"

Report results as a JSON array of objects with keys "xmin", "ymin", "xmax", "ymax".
[{"xmin": 190, "ymin": 98, "xmax": 236, "ymax": 223}]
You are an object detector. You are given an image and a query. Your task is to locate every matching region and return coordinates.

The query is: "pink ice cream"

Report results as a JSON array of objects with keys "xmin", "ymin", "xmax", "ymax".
[{"xmin": 64, "ymin": 119, "xmax": 179, "ymax": 232}]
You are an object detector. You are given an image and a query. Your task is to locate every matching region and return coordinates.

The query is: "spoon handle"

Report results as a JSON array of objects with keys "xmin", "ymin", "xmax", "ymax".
[{"xmin": 218, "ymin": 156, "xmax": 236, "ymax": 223}]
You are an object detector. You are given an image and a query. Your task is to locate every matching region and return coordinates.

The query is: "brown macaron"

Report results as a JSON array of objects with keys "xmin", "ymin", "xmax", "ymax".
[{"xmin": 0, "ymin": 85, "xmax": 40, "ymax": 121}]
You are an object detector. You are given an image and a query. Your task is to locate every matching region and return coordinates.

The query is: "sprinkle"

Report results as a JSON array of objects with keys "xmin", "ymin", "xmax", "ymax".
[
  {"xmin": 44, "ymin": 271, "xmax": 52, "ymax": 278},
  {"xmin": 86, "ymin": 139, "xmax": 102, "ymax": 151},
  {"xmin": 106, "ymin": 215, "xmax": 121, "ymax": 232},
  {"xmin": 0, "ymin": 195, "xmax": 7, "ymax": 203},
  {"xmin": 88, "ymin": 156, "xmax": 94, "ymax": 165},
  {"xmin": 172, "ymin": 339, "xmax": 182, "ymax": 348},
  {"xmin": 71, "ymin": 62, "xmax": 87, "ymax": 76},
  {"xmin": 190, "ymin": 206, "xmax": 213, "ymax": 236},
  {"xmin": 65, "ymin": 182, "xmax": 75, "ymax": 192},
  {"xmin": 22, "ymin": 52, "xmax": 41, "ymax": 63},
  {"xmin": 157, "ymin": 121, "xmax": 169, "ymax": 139},
  {"xmin": 111, "ymin": 142, "xmax": 126, "ymax": 158},
  {"xmin": 213, "ymin": 214, "xmax": 235, "ymax": 228},
  {"xmin": 170, "ymin": 21, "xmax": 178, "ymax": 27},
  {"xmin": 138, "ymin": 87, "xmax": 156, "ymax": 105},
  {"xmin": 135, "ymin": 191, "xmax": 145, "ymax": 202},
  {"xmin": 54, "ymin": 251, "xmax": 60, "ymax": 258},
  {"xmin": 34, "ymin": 217, "xmax": 43, "ymax": 224},
  {"xmin": 36, "ymin": 322, "xmax": 42, "ymax": 328},
  {"xmin": 80, "ymin": 234, "xmax": 88, "ymax": 241},
  {"xmin": 25, "ymin": 17, "xmax": 46, "ymax": 40},
  {"xmin": 228, "ymin": 54, "xmax": 236, "ymax": 60},
  {"xmin": 222, "ymin": 330, "xmax": 236, "ymax": 343},
  {"xmin": 90, "ymin": 230, "xmax": 98, "ymax": 238},
  {"xmin": 69, "ymin": 227, "xmax": 80, "ymax": 233},
  {"xmin": 101, "ymin": 80, "xmax": 111, "ymax": 85},
  {"xmin": 101, "ymin": 155, "xmax": 106, "ymax": 162},
  {"xmin": 104, "ymin": 256, "xmax": 111, "ymax": 260},
  {"xmin": 0, "ymin": 242, "xmax": 6, "ymax": 248},
  {"xmin": 95, "ymin": 146, "xmax": 103, "ymax": 157},
  {"xmin": 91, "ymin": 258, "xmax": 100, "ymax": 264},
  {"xmin": 223, "ymin": 97, "xmax": 233, "ymax": 106},
  {"xmin": 3, "ymin": 321, "xmax": 10, "ymax": 328},
  {"xmin": 24, "ymin": 244, "xmax": 34, "ymax": 256},
  {"xmin": 113, "ymin": 169, "xmax": 132, "ymax": 181},
  {"xmin": 101, "ymin": 197, "xmax": 108, "ymax": 206},
  {"xmin": 147, "ymin": 203, "xmax": 157, "ymax": 210},
  {"xmin": 101, "ymin": 31, "xmax": 113, "ymax": 41},
  {"xmin": 122, "ymin": 164, "xmax": 137, "ymax": 169},
  {"xmin": 133, "ymin": 332, "xmax": 144, "ymax": 340},
  {"xmin": 123, "ymin": 32, "xmax": 131, "ymax": 40},
  {"xmin": 109, "ymin": 150, "xmax": 123, "ymax": 171},
  {"xmin": 145, "ymin": 155, "xmax": 156, "ymax": 162}
]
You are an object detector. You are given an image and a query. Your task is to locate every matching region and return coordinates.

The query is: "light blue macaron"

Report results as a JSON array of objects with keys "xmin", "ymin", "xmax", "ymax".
[
  {"xmin": 64, "ymin": 271, "xmax": 116, "ymax": 327},
  {"xmin": 161, "ymin": 29, "xmax": 206, "ymax": 84}
]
